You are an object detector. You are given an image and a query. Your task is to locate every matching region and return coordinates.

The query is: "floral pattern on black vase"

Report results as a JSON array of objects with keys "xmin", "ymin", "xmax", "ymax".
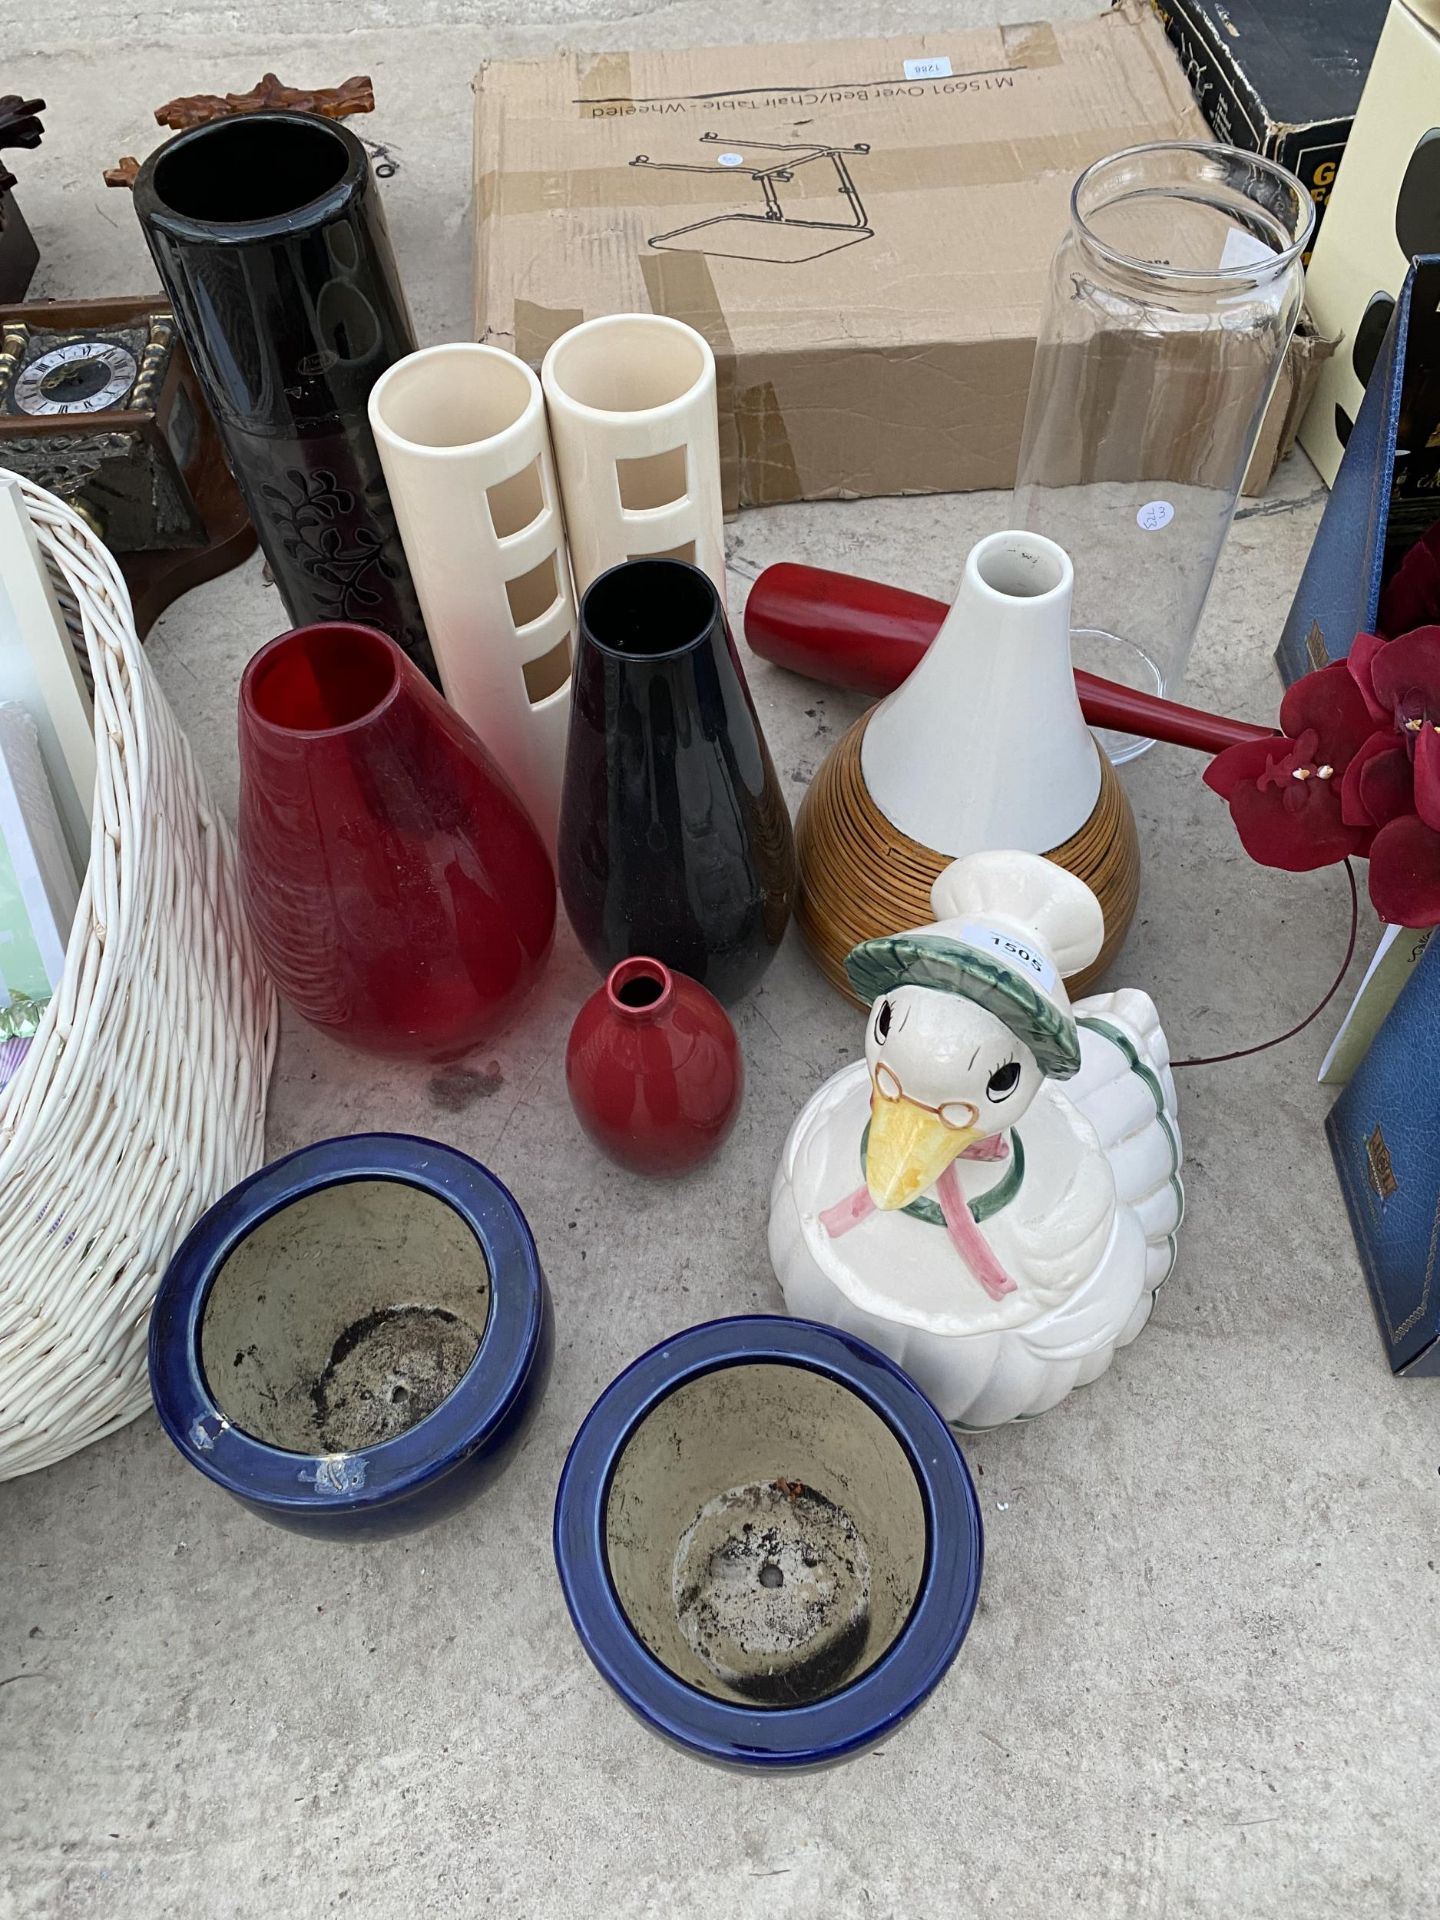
[{"xmin": 262, "ymin": 467, "xmax": 402, "ymax": 621}]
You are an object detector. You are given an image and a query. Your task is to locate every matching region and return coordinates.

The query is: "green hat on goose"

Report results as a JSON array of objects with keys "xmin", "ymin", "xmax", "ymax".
[{"xmin": 844, "ymin": 850, "xmax": 1105, "ymax": 1080}]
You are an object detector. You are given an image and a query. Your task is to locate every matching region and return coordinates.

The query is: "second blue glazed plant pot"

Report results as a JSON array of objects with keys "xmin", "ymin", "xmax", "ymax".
[
  {"xmin": 149, "ymin": 1133, "xmax": 551, "ymax": 1539},
  {"xmin": 554, "ymin": 1315, "xmax": 982, "ymax": 1770},
  {"xmin": 557, "ymin": 558, "xmax": 795, "ymax": 1004}
]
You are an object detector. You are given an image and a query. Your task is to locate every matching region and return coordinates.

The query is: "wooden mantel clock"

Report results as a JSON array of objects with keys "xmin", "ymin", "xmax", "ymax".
[{"xmin": 0, "ymin": 293, "xmax": 255, "ymax": 636}]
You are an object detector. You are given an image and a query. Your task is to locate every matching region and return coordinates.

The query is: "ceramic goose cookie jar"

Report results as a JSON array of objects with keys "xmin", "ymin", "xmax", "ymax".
[{"xmin": 769, "ymin": 850, "xmax": 1183, "ymax": 1428}]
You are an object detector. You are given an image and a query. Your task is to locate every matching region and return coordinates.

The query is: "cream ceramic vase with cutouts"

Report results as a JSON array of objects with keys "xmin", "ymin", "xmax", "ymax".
[
  {"xmin": 540, "ymin": 314, "xmax": 726, "ymax": 599},
  {"xmin": 369, "ymin": 343, "xmax": 576, "ymax": 848}
]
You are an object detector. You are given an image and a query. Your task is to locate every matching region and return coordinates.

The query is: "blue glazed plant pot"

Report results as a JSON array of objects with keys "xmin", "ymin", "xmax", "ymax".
[
  {"xmin": 149, "ymin": 1133, "xmax": 551, "ymax": 1539},
  {"xmin": 554, "ymin": 1315, "xmax": 982, "ymax": 1770}
]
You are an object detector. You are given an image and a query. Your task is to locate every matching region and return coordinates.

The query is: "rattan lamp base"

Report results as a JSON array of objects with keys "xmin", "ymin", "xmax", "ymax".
[{"xmin": 795, "ymin": 711, "xmax": 1140, "ymax": 1006}]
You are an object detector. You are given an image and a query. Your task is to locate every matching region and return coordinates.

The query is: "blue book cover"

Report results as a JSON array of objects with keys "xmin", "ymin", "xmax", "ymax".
[
  {"xmin": 1274, "ymin": 257, "xmax": 1436, "ymax": 686},
  {"xmin": 1326, "ymin": 931, "xmax": 1440, "ymax": 1373}
]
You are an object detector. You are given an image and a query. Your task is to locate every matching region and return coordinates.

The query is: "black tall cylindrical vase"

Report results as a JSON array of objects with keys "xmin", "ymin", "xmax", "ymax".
[
  {"xmin": 558, "ymin": 559, "xmax": 795, "ymax": 1003},
  {"xmin": 132, "ymin": 111, "xmax": 435, "ymax": 679}
]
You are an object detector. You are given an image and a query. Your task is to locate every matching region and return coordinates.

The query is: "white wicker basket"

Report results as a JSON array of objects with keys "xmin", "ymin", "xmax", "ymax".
[{"xmin": 0, "ymin": 473, "xmax": 277, "ymax": 1480}]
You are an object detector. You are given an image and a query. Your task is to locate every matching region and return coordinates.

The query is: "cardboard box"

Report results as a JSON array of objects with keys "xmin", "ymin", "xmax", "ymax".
[
  {"xmin": 1150, "ymin": 0, "xmax": 1389, "ymax": 260},
  {"xmin": 475, "ymin": 4, "xmax": 1232, "ymax": 509},
  {"xmin": 1241, "ymin": 309, "xmax": 1335, "ymax": 494},
  {"xmin": 1299, "ymin": 0, "xmax": 1440, "ymax": 486}
]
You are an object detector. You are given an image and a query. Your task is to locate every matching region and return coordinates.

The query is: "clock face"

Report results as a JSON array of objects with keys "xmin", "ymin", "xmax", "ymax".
[{"xmin": 14, "ymin": 341, "xmax": 139, "ymax": 417}]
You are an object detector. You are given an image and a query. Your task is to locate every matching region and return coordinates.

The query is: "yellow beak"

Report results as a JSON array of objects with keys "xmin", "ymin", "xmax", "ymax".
[{"xmin": 865, "ymin": 1093, "xmax": 982, "ymax": 1211}]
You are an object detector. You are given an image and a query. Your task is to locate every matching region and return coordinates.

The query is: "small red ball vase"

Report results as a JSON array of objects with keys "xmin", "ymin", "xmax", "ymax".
[
  {"xmin": 565, "ymin": 958, "xmax": 744, "ymax": 1176},
  {"xmin": 239, "ymin": 620, "xmax": 555, "ymax": 1060}
]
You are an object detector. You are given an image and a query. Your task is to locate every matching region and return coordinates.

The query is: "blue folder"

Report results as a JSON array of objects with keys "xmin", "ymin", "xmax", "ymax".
[
  {"xmin": 1327, "ymin": 933, "xmax": 1440, "ymax": 1374},
  {"xmin": 1276, "ymin": 256, "xmax": 1440, "ymax": 685}
]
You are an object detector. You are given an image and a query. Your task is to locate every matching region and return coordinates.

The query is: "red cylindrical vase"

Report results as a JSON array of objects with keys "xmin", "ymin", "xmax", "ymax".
[
  {"xmin": 238, "ymin": 621, "xmax": 556, "ymax": 1059},
  {"xmin": 565, "ymin": 957, "xmax": 744, "ymax": 1176}
]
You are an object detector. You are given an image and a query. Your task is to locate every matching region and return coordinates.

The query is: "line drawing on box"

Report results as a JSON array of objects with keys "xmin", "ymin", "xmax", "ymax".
[{"xmin": 630, "ymin": 133, "xmax": 872, "ymax": 264}]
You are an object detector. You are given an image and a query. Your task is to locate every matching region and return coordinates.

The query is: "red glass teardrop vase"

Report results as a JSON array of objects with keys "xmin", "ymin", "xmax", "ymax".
[{"xmin": 238, "ymin": 620, "xmax": 555, "ymax": 1059}]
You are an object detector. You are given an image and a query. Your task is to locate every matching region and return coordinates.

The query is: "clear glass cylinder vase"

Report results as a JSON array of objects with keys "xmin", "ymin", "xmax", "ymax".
[{"xmin": 1012, "ymin": 142, "xmax": 1313, "ymax": 762}]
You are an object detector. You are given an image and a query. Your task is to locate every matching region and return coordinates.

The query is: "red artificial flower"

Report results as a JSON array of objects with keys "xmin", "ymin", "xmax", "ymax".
[
  {"xmin": 1379, "ymin": 520, "xmax": 1440, "ymax": 637},
  {"xmin": 1204, "ymin": 660, "xmax": 1376, "ymax": 870},
  {"xmin": 1340, "ymin": 625, "xmax": 1440, "ymax": 924},
  {"xmin": 1365, "ymin": 815, "xmax": 1440, "ymax": 924},
  {"xmin": 1207, "ymin": 615, "xmax": 1440, "ymax": 926}
]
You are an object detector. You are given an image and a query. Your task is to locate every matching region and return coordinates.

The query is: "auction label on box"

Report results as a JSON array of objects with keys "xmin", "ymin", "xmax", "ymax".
[{"xmin": 903, "ymin": 56, "xmax": 953, "ymax": 79}]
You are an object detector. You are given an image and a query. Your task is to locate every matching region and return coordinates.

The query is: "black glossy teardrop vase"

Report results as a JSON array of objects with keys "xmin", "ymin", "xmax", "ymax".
[
  {"xmin": 132, "ymin": 110, "xmax": 435, "ymax": 681},
  {"xmin": 558, "ymin": 559, "xmax": 795, "ymax": 1002}
]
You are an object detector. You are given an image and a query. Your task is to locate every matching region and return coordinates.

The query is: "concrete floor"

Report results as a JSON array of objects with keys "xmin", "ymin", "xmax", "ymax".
[{"xmin": 2, "ymin": 7, "xmax": 1436, "ymax": 1919}]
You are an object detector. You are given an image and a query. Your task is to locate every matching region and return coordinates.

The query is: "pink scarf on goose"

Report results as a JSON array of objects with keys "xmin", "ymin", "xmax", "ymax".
[{"xmin": 818, "ymin": 1132, "xmax": 1017, "ymax": 1302}]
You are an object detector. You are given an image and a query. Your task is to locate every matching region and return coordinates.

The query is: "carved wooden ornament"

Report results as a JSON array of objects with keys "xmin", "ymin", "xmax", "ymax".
[{"xmin": 105, "ymin": 75, "xmax": 374, "ymax": 187}]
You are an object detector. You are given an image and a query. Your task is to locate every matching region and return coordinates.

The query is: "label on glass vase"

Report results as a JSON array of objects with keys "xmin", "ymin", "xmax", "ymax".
[
  {"xmin": 1136, "ymin": 500, "xmax": 1175, "ymax": 532},
  {"xmin": 1219, "ymin": 227, "xmax": 1275, "ymax": 273}
]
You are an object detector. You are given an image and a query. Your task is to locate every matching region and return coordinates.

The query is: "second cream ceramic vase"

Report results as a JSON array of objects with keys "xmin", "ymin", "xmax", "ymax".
[
  {"xmin": 541, "ymin": 315, "xmax": 726, "ymax": 599},
  {"xmin": 794, "ymin": 531, "xmax": 1139, "ymax": 1002}
]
